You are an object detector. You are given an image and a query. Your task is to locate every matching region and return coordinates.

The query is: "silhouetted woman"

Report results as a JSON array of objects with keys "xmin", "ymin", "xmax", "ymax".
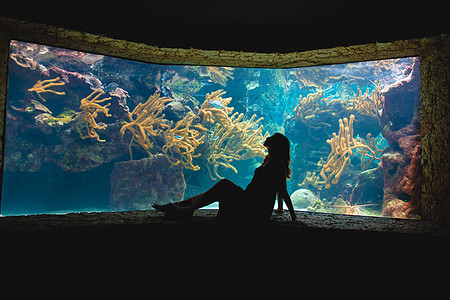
[{"xmin": 153, "ymin": 133, "xmax": 300, "ymax": 224}]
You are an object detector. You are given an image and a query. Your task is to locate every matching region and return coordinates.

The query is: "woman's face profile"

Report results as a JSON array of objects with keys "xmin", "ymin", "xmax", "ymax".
[{"xmin": 263, "ymin": 136, "xmax": 273, "ymax": 148}]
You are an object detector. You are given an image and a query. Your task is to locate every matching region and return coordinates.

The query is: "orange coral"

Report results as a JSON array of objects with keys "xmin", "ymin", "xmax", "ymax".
[
  {"xmin": 120, "ymin": 92, "xmax": 172, "ymax": 159},
  {"xmin": 288, "ymin": 91, "xmax": 336, "ymax": 140},
  {"xmin": 320, "ymin": 115, "xmax": 375, "ymax": 188},
  {"xmin": 28, "ymin": 77, "xmax": 66, "ymax": 102},
  {"xmin": 76, "ymin": 88, "xmax": 111, "ymax": 142},
  {"xmin": 199, "ymin": 89, "xmax": 234, "ymax": 127},
  {"xmin": 162, "ymin": 112, "xmax": 207, "ymax": 171},
  {"xmin": 299, "ymin": 171, "xmax": 325, "ymax": 190},
  {"xmin": 205, "ymin": 112, "xmax": 268, "ymax": 180},
  {"xmin": 205, "ymin": 66, "xmax": 234, "ymax": 86},
  {"xmin": 343, "ymin": 81, "xmax": 382, "ymax": 118}
]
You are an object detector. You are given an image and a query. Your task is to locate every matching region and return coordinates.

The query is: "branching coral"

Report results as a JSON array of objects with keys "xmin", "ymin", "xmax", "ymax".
[
  {"xmin": 163, "ymin": 112, "xmax": 207, "ymax": 171},
  {"xmin": 343, "ymin": 81, "xmax": 382, "ymax": 118},
  {"xmin": 299, "ymin": 171, "xmax": 326, "ymax": 190},
  {"xmin": 76, "ymin": 88, "xmax": 111, "ymax": 142},
  {"xmin": 28, "ymin": 77, "xmax": 66, "ymax": 102},
  {"xmin": 320, "ymin": 115, "xmax": 375, "ymax": 188},
  {"xmin": 120, "ymin": 92, "xmax": 172, "ymax": 159},
  {"xmin": 205, "ymin": 112, "xmax": 269, "ymax": 180},
  {"xmin": 205, "ymin": 66, "xmax": 234, "ymax": 86},
  {"xmin": 288, "ymin": 91, "xmax": 337, "ymax": 140},
  {"xmin": 355, "ymin": 133, "xmax": 387, "ymax": 171},
  {"xmin": 197, "ymin": 90, "xmax": 269, "ymax": 179},
  {"xmin": 199, "ymin": 89, "xmax": 234, "ymax": 126}
]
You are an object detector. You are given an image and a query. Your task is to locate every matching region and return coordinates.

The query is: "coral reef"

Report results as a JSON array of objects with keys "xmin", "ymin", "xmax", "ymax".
[
  {"xmin": 320, "ymin": 115, "xmax": 375, "ymax": 188},
  {"xmin": 343, "ymin": 83, "xmax": 382, "ymax": 118},
  {"xmin": 205, "ymin": 112, "xmax": 268, "ymax": 180},
  {"xmin": 205, "ymin": 66, "xmax": 234, "ymax": 86},
  {"xmin": 355, "ymin": 133, "xmax": 386, "ymax": 171},
  {"xmin": 199, "ymin": 89, "xmax": 234, "ymax": 126},
  {"xmin": 162, "ymin": 112, "xmax": 207, "ymax": 171},
  {"xmin": 2, "ymin": 38, "xmax": 427, "ymax": 220},
  {"xmin": 120, "ymin": 92, "xmax": 172, "ymax": 159},
  {"xmin": 298, "ymin": 171, "xmax": 325, "ymax": 190},
  {"xmin": 35, "ymin": 110, "xmax": 76, "ymax": 127},
  {"xmin": 28, "ymin": 77, "xmax": 66, "ymax": 101},
  {"xmin": 288, "ymin": 91, "xmax": 336, "ymax": 140},
  {"xmin": 76, "ymin": 88, "xmax": 112, "ymax": 142}
]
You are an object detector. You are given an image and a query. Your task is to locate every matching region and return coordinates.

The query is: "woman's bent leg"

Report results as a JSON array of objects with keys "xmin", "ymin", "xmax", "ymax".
[
  {"xmin": 191, "ymin": 179, "xmax": 244, "ymax": 210},
  {"xmin": 153, "ymin": 179, "xmax": 244, "ymax": 221}
]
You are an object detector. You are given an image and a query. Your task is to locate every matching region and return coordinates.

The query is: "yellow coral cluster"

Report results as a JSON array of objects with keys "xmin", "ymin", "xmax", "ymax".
[
  {"xmin": 199, "ymin": 89, "xmax": 234, "ymax": 126},
  {"xmin": 299, "ymin": 171, "xmax": 325, "ymax": 190},
  {"xmin": 205, "ymin": 111, "xmax": 269, "ymax": 180},
  {"xmin": 76, "ymin": 88, "xmax": 111, "ymax": 142},
  {"xmin": 205, "ymin": 66, "xmax": 234, "ymax": 86},
  {"xmin": 320, "ymin": 115, "xmax": 375, "ymax": 188},
  {"xmin": 120, "ymin": 92, "xmax": 171, "ymax": 159},
  {"xmin": 288, "ymin": 91, "xmax": 336, "ymax": 140},
  {"xmin": 120, "ymin": 92, "xmax": 207, "ymax": 168},
  {"xmin": 343, "ymin": 82, "xmax": 382, "ymax": 118},
  {"xmin": 163, "ymin": 112, "xmax": 207, "ymax": 171},
  {"xmin": 355, "ymin": 132, "xmax": 385, "ymax": 171},
  {"xmin": 28, "ymin": 77, "xmax": 65, "ymax": 102}
]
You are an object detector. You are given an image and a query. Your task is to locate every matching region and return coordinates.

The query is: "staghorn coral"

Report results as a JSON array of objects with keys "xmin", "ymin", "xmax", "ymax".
[
  {"xmin": 197, "ymin": 90, "xmax": 269, "ymax": 179},
  {"xmin": 320, "ymin": 115, "xmax": 375, "ymax": 189},
  {"xmin": 205, "ymin": 112, "xmax": 269, "ymax": 180},
  {"xmin": 342, "ymin": 81, "xmax": 382, "ymax": 118},
  {"xmin": 288, "ymin": 91, "xmax": 337, "ymax": 140},
  {"xmin": 298, "ymin": 171, "xmax": 326, "ymax": 190},
  {"xmin": 162, "ymin": 112, "xmax": 208, "ymax": 171},
  {"xmin": 76, "ymin": 88, "xmax": 112, "ymax": 142},
  {"xmin": 28, "ymin": 77, "xmax": 66, "ymax": 102},
  {"xmin": 205, "ymin": 66, "xmax": 234, "ymax": 86},
  {"xmin": 199, "ymin": 89, "xmax": 234, "ymax": 127},
  {"xmin": 120, "ymin": 92, "xmax": 172, "ymax": 159},
  {"xmin": 355, "ymin": 133, "xmax": 387, "ymax": 171}
]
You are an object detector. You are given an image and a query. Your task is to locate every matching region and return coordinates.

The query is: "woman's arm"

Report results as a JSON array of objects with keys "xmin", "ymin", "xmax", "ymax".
[
  {"xmin": 274, "ymin": 160, "xmax": 297, "ymax": 221},
  {"xmin": 274, "ymin": 192, "xmax": 284, "ymax": 213},
  {"xmin": 278, "ymin": 187, "xmax": 297, "ymax": 221}
]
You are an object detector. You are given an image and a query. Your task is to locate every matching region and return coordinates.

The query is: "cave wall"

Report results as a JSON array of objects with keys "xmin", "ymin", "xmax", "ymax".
[
  {"xmin": 0, "ymin": 18, "xmax": 449, "ymax": 224},
  {"xmin": 420, "ymin": 37, "xmax": 450, "ymax": 225}
]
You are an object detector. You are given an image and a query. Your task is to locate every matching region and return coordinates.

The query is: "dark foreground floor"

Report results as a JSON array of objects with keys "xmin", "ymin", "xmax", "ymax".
[
  {"xmin": 3, "ymin": 210, "xmax": 448, "ymax": 288},
  {"xmin": 1, "ymin": 210, "xmax": 449, "ymax": 254}
]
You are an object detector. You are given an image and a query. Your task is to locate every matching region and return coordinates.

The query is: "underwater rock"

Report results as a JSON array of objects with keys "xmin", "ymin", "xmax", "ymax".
[
  {"xmin": 164, "ymin": 101, "xmax": 191, "ymax": 122},
  {"xmin": 110, "ymin": 154, "xmax": 186, "ymax": 211},
  {"xmin": 379, "ymin": 58, "xmax": 421, "ymax": 219},
  {"xmin": 350, "ymin": 167, "xmax": 383, "ymax": 206},
  {"xmin": 290, "ymin": 189, "xmax": 319, "ymax": 209}
]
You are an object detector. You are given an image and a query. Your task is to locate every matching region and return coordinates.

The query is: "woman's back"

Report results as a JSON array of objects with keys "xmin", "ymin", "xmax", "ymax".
[{"xmin": 244, "ymin": 160, "xmax": 285, "ymax": 221}]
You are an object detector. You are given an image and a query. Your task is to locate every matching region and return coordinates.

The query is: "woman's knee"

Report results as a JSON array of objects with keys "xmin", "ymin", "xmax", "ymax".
[
  {"xmin": 218, "ymin": 178, "xmax": 233, "ymax": 186},
  {"xmin": 217, "ymin": 179, "xmax": 241, "ymax": 191}
]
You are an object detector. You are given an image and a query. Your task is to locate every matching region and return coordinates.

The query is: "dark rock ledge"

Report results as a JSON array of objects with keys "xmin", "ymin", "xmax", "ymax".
[{"xmin": 1, "ymin": 209, "xmax": 449, "ymax": 238}]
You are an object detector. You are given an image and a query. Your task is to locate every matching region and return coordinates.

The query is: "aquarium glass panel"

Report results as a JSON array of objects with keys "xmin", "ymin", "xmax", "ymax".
[{"xmin": 1, "ymin": 40, "xmax": 421, "ymax": 219}]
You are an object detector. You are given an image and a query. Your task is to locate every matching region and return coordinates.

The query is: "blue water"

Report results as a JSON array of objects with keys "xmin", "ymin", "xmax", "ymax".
[{"xmin": 1, "ymin": 40, "xmax": 419, "ymax": 217}]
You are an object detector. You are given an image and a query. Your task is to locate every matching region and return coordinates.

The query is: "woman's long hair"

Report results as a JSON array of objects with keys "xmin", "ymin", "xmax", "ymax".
[{"xmin": 262, "ymin": 133, "xmax": 291, "ymax": 179}]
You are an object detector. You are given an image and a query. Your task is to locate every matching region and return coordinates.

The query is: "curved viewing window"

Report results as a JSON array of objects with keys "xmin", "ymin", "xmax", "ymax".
[{"xmin": 1, "ymin": 40, "xmax": 421, "ymax": 219}]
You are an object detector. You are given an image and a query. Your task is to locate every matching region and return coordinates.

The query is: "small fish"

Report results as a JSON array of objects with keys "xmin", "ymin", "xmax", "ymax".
[
  {"xmin": 103, "ymin": 82, "xmax": 119, "ymax": 93},
  {"xmin": 84, "ymin": 74, "xmax": 103, "ymax": 90},
  {"xmin": 10, "ymin": 105, "xmax": 25, "ymax": 112},
  {"xmin": 174, "ymin": 135, "xmax": 184, "ymax": 140},
  {"xmin": 31, "ymin": 100, "xmax": 52, "ymax": 114},
  {"xmin": 210, "ymin": 136, "xmax": 219, "ymax": 141},
  {"xmin": 209, "ymin": 100, "xmax": 223, "ymax": 109}
]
